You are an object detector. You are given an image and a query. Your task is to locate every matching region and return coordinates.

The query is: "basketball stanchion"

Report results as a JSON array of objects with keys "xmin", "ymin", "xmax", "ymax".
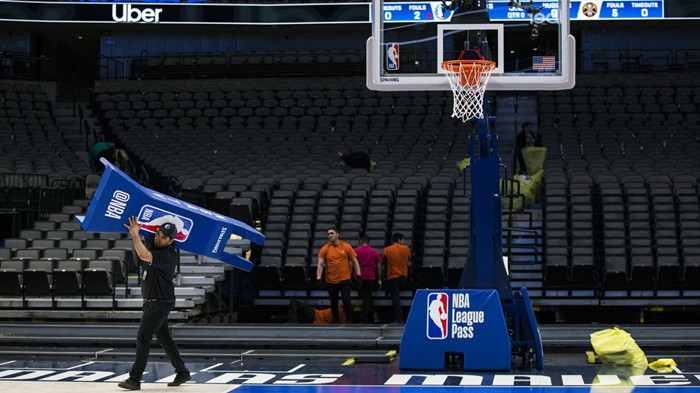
[{"xmin": 398, "ymin": 60, "xmax": 543, "ymax": 371}]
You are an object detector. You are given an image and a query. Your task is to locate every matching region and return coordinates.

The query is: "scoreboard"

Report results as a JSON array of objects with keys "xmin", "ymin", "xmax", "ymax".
[
  {"xmin": 381, "ymin": 0, "xmax": 670, "ymax": 22},
  {"xmin": 572, "ymin": 1, "xmax": 663, "ymax": 19},
  {"xmin": 486, "ymin": 0, "xmax": 664, "ymax": 21},
  {"xmin": 381, "ymin": 2, "xmax": 455, "ymax": 23}
]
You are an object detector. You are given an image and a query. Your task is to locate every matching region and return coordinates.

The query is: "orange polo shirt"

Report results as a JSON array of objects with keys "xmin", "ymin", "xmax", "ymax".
[
  {"xmin": 318, "ymin": 240, "xmax": 357, "ymax": 284},
  {"xmin": 382, "ymin": 243, "xmax": 410, "ymax": 280},
  {"xmin": 314, "ymin": 306, "xmax": 346, "ymax": 324}
]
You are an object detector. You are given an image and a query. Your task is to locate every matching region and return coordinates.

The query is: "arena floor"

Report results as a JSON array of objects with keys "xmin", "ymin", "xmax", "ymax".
[{"xmin": 0, "ymin": 324, "xmax": 699, "ymax": 393}]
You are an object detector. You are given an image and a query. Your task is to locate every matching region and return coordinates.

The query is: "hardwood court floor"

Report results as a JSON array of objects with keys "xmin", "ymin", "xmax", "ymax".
[{"xmin": 1, "ymin": 351, "xmax": 700, "ymax": 393}]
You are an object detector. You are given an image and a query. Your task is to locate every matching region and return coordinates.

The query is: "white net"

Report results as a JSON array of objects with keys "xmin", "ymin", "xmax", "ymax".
[{"xmin": 441, "ymin": 60, "xmax": 496, "ymax": 122}]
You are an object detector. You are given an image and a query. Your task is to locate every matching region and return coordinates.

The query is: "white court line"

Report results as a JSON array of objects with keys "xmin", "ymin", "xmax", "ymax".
[
  {"xmin": 64, "ymin": 362, "xmax": 94, "ymax": 370},
  {"xmin": 201, "ymin": 362, "xmax": 225, "ymax": 372},
  {"xmin": 217, "ymin": 352, "xmax": 304, "ymax": 374},
  {"xmin": 287, "ymin": 364, "xmax": 305, "ymax": 373},
  {"xmin": 93, "ymin": 348, "xmax": 112, "ymax": 356},
  {"xmin": 232, "ymin": 364, "xmax": 305, "ymax": 374},
  {"xmin": 0, "ymin": 361, "xmax": 94, "ymax": 371}
]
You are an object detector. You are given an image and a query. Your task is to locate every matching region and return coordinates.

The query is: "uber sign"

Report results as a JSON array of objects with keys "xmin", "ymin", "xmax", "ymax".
[{"xmin": 112, "ymin": 4, "xmax": 163, "ymax": 23}]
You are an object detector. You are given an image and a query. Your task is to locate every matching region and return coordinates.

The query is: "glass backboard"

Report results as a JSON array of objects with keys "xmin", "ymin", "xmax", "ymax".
[{"xmin": 366, "ymin": 0, "xmax": 575, "ymax": 91}]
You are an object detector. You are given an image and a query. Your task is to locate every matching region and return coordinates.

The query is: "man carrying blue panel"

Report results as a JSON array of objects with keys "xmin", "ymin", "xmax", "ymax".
[{"xmin": 118, "ymin": 217, "xmax": 190, "ymax": 390}]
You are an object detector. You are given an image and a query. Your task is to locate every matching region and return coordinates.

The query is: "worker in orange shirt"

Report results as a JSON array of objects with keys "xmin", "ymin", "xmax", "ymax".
[
  {"xmin": 382, "ymin": 232, "xmax": 411, "ymax": 324},
  {"xmin": 316, "ymin": 227, "xmax": 362, "ymax": 323},
  {"xmin": 287, "ymin": 299, "xmax": 346, "ymax": 324}
]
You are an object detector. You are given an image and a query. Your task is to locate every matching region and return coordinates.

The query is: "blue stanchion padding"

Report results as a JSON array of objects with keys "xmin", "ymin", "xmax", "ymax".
[
  {"xmin": 75, "ymin": 158, "xmax": 265, "ymax": 272},
  {"xmin": 518, "ymin": 287, "xmax": 544, "ymax": 369},
  {"xmin": 399, "ymin": 289, "xmax": 511, "ymax": 371}
]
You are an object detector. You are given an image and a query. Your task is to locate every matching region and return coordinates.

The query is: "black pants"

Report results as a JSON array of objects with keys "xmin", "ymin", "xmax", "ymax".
[
  {"xmin": 326, "ymin": 279, "xmax": 352, "ymax": 323},
  {"xmin": 385, "ymin": 276, "xmax": 406, "ymax": 323},
  {"xmin": 359, "ymin": 279, "xmax": 376, "ymax": 323},
  {"xmin": 288, "ymin": 299, "xmax": 315, "ymax": 323},
  {"xmin": 129, "ymin": 299, "xmax": 188, "ymax": 381}
]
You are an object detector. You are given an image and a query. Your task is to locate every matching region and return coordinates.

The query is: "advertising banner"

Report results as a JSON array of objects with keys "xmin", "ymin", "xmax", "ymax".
[{"xmin": 400, "ymin": 289, "xmax": 511, "ymax": 370}]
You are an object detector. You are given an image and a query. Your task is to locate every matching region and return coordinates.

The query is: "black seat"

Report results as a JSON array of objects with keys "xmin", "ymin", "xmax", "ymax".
[
  {"xmin": 0, "ymin": 248, "xmax": 12, "ymax": 261},
  {"xmin": 99, "ymin": 249, "xmax": 131, "ymax": 282},
  {"xmin": 16, "ymin": 248, "xmax": 43, "ymax": 261},
  {"xmin": 42, "ymin": 248, "xmax": 70, "ymax": 261},
  {"xmin": 282, "ymin": 263, "xmax": 308, "ymax": 290},
  {"xmin": 83, "ymin": 260, "xmax": 114, "ymax": 298},
  {"xmin": 256, "ymin": 264, "xmax": 281, "ymax": 289},
  {"xmin": 23, "ymin": 260, "xmax": 54, "ymax": 298},
  {"xmin": 53, "ymin": 260, "xmax": 84, "ymax": 299},
  {"xmin": 0, "ymin": 260, "xmax": 24, "ymax": 298},
  {"xmin": 71, "ymin": 248, "xmax": 101, "ymax": 260},
  {"xmin": 543, "ymin": 264, "xmax": 569, "ymax": 290},
  {"xmin": 417, "ymin": 258, "xmax": 445, "ymax": 289},
  {"xmin": 85, "ymin": 239, "xmax": 112, "ymax": 250}
]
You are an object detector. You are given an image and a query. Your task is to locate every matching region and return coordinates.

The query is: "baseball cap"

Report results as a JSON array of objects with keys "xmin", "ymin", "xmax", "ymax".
[{"xmin": 158, "ymin": 222, "xmax": 178, "ymax": 239}]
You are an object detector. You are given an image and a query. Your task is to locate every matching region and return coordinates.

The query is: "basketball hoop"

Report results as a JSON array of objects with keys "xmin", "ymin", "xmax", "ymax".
[{"xmin": 441, "ymin": 60, "xmax": 496, "ymax": 122}]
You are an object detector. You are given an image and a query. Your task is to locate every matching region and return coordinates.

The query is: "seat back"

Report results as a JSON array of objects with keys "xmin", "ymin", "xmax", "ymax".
[
  {"xmin": 53, "ymin": 260, "xmax": 83, "ymax": 297},
  {"xmin": 23, "ymin": 260, "xmax": 54, "ymax": 296},
  {"xmin": 83, "ymin": 260, "xmax": 113, "ymax": 295}
]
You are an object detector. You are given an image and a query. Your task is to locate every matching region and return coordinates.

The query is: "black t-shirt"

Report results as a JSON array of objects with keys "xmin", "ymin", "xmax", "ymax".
[
  {"xmin": 342, "ymin": 151, "xmax": 371, "ymax": 171},
  {"xmin": 141, "ymin": 240, "xmax": 177, "ymax": 300}
]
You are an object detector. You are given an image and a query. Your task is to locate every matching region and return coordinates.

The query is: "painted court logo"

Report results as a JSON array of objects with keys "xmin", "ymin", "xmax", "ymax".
[
  {"xmin": 137, "ymin": 205, "xmax": 193, "ymax": 242},
  {"xmin": 426, "ymin": 292, "xmax": 448, "ymax": 339}
]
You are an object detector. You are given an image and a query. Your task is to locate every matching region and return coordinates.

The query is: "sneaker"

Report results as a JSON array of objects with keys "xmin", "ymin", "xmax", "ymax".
[
  {"xmin": 118, "ymin": 379, "xmax": 141, "ymax": 390},
  {"xmin": 167, "ymin": 371, "xmax": 191, "ymax": 387}
]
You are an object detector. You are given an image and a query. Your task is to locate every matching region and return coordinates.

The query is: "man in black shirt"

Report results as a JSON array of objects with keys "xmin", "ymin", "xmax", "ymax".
[
  {"xmin": 515, "ymin": 121, "xmax": 542, "ymax": 175},
  {"xmin": 337, "ymin": 151, "xmax": 372, "ymax": 172},
  {"xmin": 118, "ymin": 217, "xmax": 191, "ymax": 390}
]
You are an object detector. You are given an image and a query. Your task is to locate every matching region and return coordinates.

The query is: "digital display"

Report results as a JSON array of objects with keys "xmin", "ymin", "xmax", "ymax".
[
  {"xmin": 0, "ymin": 1, "xmax": 370, "ymax": 24},
  {"xmin": 487, "ymin": 0, "xmax": 664, "ymax": 21},
  {"xmin": 382, "ymin": 2, "xmax": 454, "ymax": 23},
  {"xmin": 0, "ymin": 0, "xmax": 697, "ymax": 25}
]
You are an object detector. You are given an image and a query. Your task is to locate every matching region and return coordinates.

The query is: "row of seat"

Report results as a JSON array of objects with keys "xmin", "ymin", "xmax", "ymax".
[
  {"xmin": 88, "ymin": 77, "xmax": 533, "ymax": 299},
  {"xmin": 252, "ymin": 179, "xmax": 495, "ymax": 292},
  {"xmin": 131, "ymin": 50, "xmax": 365, "ymax": 79},
  {"xmin": 5, "ymin": 235, "xmax": 132, "ymax": 250},
  {"xmin": 0, "ymin": 82, "xmax": 92, "ymax": 180},
  {"xmin": 0, "ymin": 258, "xmax": 125, "ymax": 309},
  {"xmin": 541, "ymin": 75, "xmax": 700, "ymax": 298},
  {"xmin": 0, "ymin": 198, "xmax": 229, "ymax": 314}
]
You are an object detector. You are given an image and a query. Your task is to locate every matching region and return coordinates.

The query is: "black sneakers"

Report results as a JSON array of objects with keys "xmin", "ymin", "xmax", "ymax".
[
  {"xmin": 118, "ymin": 372, "xmax": 190, "ymax": 389},
  {"xmin": 167, "ymin": 371, "xmax": 191, "ymax": 387},
  {"xmin": 118, "ymin": 378, "xmax": 141, "ymax": 390}
]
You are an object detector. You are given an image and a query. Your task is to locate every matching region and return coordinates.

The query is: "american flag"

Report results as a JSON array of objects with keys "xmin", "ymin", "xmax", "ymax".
[{"xmin": 533, "ymin": 56, "xmax": 556, "ymax": 71}]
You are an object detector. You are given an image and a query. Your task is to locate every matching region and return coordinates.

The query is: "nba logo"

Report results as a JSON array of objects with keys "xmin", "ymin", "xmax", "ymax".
[
  {"xmin": 137, "ymin": 204, "xmax": 193, "ymax": 242},
  {"xmin": 426, "ymin": 292, "xmax": 448, "ymax": 339},
  {"xmin": 386, "ymin": 43, "xmax": 399, "ymax": 71}
]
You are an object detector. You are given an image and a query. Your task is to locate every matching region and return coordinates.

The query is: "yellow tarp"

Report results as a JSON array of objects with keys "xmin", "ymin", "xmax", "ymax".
[
  {"xmin": 502, "ymin": 170, "xmax": 543, "ymax": 210},
  {"xmin": 590, "ymin": 327, "xmax": 648, "ymax": 367},
  {"xmin": 521, "ymin": 146, "xmax": 547, "ymax": 176}
]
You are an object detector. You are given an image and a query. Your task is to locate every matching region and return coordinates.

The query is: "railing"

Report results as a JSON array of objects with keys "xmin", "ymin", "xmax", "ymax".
[
  {"xmin": 99, "ymin": 55, "xmax": 129, "ymax": 81},
  {"xmin": 0, "ymin": 173, "xmax": 85, "ymax": 237},
  {"xmin": 99, "ymin": 50, "xmax": 366, "ymax": 80},
  {"xmin": 0, "ymin": 52, "xmax": 56, "ymax": 80},
  {"xmin": 579, "ymin": 48, "xmax": 700, "ymax": 74}
]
